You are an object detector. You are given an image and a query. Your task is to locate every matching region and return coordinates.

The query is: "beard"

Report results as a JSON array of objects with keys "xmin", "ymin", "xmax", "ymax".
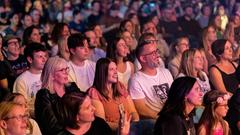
[{"xmin": 147, "ymin": 59, "xmax": 160, "ymax": 68}]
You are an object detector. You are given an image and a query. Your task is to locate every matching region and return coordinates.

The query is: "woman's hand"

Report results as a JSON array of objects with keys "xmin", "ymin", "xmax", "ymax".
[{"xmin": 120, "ymin": 112, "xmax": 132, "ymax": 135}]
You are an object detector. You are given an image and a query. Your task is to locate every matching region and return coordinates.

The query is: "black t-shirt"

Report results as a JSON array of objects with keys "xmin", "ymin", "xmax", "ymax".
[
  {"xmin": 7, "ymin": 55, "xmax": 28, "ymax": 76},
  {"xmin": 62, "ymin": 117, "xmax": 112, "ymax": 135},
  {"xmin": 0, "ymin": 60, "xmax": 16, "ymax": 92}
]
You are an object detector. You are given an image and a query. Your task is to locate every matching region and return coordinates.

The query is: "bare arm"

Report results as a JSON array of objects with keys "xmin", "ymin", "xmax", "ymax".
[
  {"xmin": 0, "ymin": 79, "xmax": 8, "ymax": 89},
  {"xmin": 198, "ymin": 125, "xmax": 207, "ymax": 135},
  {"xmin": 133, "ymin": 98, "xmax": 158, "ymax": 119}
]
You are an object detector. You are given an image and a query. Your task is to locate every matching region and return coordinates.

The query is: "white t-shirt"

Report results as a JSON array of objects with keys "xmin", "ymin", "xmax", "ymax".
[
  {"xmin": 178, "ymin": 71, "xmax": 211, "ymax": 95},
  {"xmin": 13, "ymin": 70, "xmax": 42, "ymax": 114},
  {"xmin": 118, "ymin": 61, "xmax": 132, "ymax": 88},
  {"xmin": 68, "ymin": 60, "xmax": 96, "ymax": 92},
  {"xmin": 129, "ymin": 68, "xmax": 173, "ymax": 112}
]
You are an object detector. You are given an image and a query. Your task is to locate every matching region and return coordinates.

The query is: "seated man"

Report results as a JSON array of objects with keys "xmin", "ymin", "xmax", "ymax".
[
  {"xmin": 13, "ymin": 43, "xmax": 48, "ymax": 116},
  {"xmin": 67, "ymin": 33, "xmax": 96, "ymax": 92},
  {"xmin": 129, "ymin": 33, "xmax": 173, "ymax": 119}
]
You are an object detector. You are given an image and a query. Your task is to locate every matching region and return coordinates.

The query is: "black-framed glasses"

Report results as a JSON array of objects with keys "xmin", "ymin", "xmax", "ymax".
[
  {"xmin": 56, "ymin": 67, "xmax": 70, "ymax": 73},
  {"xmin": 142, "ymin": 48, "xmax": 160, "ymax": 56},
  {"xmin": 4, "ymin": 114, "xmax": 29, "ymax": 121}
]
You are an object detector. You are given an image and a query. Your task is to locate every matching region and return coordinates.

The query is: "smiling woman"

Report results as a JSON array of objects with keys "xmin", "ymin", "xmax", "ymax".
[
  {"xmin": 0, "ymin": 101, "xmax": 28, "ymax": 135},
  {"xmin": 154, "ymin": 76, "xmax": 203, "ymax": 135},
  {"xmin": 88, "ymin": 58, "xmax": 139, "ymax": 132},
  {"xmin": 34, "ymin": 56, "xmax": 80, "ymax": 135}
]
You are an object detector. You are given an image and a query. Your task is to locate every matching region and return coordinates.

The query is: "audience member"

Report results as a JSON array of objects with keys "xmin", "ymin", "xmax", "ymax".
[
  {"xmin": 67, "ymin": 33, "xmax": 95, "ymax": 92},
  {"xmin": 178, "ymin": 4, "xmax": 201, "ymax": 43},
  {"xmin": 16, "ymin": 14, "xmax": 33, "ymax": 38},
  {"xmin": 69, "ymin": 10, "xmax": 86, "ymax": 33},
  {"xmin": 3, "ymin": 13, "xmax": 19, "ymax": 36},
  {"xmin": 21, "ymin": 25, "xmax": 42, "ymax": 54},
  {"xmin": 197, "ymin": 4, "xmax": 212, "ymax": 28},
  {"xmin": 209, "ymin": 39, "xmax": 239, "ymax": 94},
  {"xmin": 35, "ymin": 56, "xmax": 80, "ymax": 135},
  {"xmin": 154, "ymin": 76, "xmax": 203, "ymax": 135},
  {"xmin": 88, "ymin": 58, "xmax": 139, "ymax": 131},
  {"xmin": 129, "ymin": 33, "xmax": 173, "ymax": 119},
  {"xmin": 141, "ymin": 20, "xmax": 170, "ymax": 62},
  {"xmin": 178, "ymin": 49, "xmax": 211, "ymax": 94},
  {"xmin": 13, "ymin": 43, "xmax": 48, "ymax": 117},
  {"xmin": 168, "ymin": 35, "xmax": 190, "ymax": 78},
  {"xmin": 107, "ymin": 36, "xmax": 134, "ymax": 88},
  {"xmin": 0, "ymin": 102, "xmax": 28, "ymax": 135},
  {"xmin": 84, "ymin": 29, "xmax": 106, "ymax": 62},
  {"xmin": 59, "ymin": 92, "xmax": 113, "ymax": 135},
  {"xmin": 202, "ymin": 25, "xmax": 218, "ymax": 67},
  {"xmin": 3, "ymin": 35, "xmax": 28, "ymax": 90},
  {"xmin": 198, "ymin": 90, "xmax": 230, "ymax": 135},
  {"xmin": 3, "ymin": 93, "xmax": 42, "ymax": 135},
  {"xmin": 51, "ymin": 23, "xmax": 70, "ymax": 57}
]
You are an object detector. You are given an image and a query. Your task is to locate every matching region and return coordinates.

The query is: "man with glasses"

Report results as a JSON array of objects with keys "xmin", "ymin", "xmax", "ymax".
[
  {"xmin": 13, "ymin": 43, "xmax": 48, "ymax": 117},
  {"xmin": 67, "ymin": 33, "xmax": 96, "ymax": 92},
  {"xmin": 129, "ymin": 33, "xmax": 173, "ymax": 120},
  {"xmin": 3, "ymin": 35, "xmax": 28, "ymax": 91}
]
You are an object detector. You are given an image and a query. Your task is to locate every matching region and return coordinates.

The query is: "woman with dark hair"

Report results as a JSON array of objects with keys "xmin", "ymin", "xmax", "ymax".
[
  {"xmin": 198, "ymin": 90, "xmax": 230, "ymax": 135},
  {"xmin": 22, "ymin": 25, "xmax": 41, "ymax": 45},
  {"xmin": 88, "ymin": 58, "xmax": 139, "ymax": 131},
  {"xmin": 59, "ymin": 92, "xmax": 131, "ymax": 135},
  {"xmin": 154, "ymin": 76, "xmax": 203, "ymax": 135},
  {"xmin": 107, "ymin": 36, "xmax": 134, "ymax": 88},
  {"xmin": 21, "ymin": 25, "xmax": 41, "ymax": 53},
  {"xmin": 209, "ymin": 39, "xmax": 239, "ymax": 94},
  {"xmin": 50, "ymin": 22, "xmax": 70, "ymax": 56}
]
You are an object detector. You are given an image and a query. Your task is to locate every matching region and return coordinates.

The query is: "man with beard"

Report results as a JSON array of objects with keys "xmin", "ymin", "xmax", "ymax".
[{"xmin": 128, "ymin": 33, "xmax": 173, "ymax": 120}]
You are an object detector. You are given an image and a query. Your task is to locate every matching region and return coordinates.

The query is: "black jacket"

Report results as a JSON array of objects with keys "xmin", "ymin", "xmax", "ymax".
[
  {"xmin": 154, "ymin": 113, "xmax": 196, "ymax": 135},
  {"xmin": 35, "ymin": 82, "xmax": 80, "ymax": 135}
]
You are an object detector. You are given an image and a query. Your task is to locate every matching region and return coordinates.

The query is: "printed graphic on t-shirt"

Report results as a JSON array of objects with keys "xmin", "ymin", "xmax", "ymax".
[
  {"xmin": 30, "ymin": 81, "xmax": 42, "ymax": 98},
  {"xmin": 153, "ymin": 83, "xmax": 169, "ymax": 101}
]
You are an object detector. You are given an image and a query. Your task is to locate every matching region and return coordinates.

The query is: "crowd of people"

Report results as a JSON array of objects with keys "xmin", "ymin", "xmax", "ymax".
[{"xmin": 1, "ymin": 0, "xmax": 240, "ymax": 135}]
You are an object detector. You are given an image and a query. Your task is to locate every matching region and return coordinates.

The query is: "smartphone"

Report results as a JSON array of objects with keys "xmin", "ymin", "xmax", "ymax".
[{"xmin": 119, "ymin": 104, "xmax": 125, "ymax": 128}]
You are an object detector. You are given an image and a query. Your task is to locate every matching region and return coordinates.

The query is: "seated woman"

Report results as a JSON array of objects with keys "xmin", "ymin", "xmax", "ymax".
[
  {"xmin": 168, "ymin": 35, "xmax": 189, "ymax": 78},
  {"xmin": 154, "ymin": 76, "xmax": 203, "ymax": 135},
  {"xmin": 59, "ymin": 92, "xmax": 131, "ymax": 135},
  {"xmin": 88, "ymin": 58, "xmax": 139, "ymax": 131},
  {"xmin": 198, "ymin": 90, "xmax": 230, "ymax": 135},
  {"xmin": 107, "ymin": 36, "xmax": 135, "ymax": 88},
  {"xmin": 0, "ymin": 101, "xmax": 28, "ymax": 135},
  {"xmin": 35, "ymin": 57, "xmax": 80, "ymax": 135},
  {"xmin": 209, "ymin": 39, "xmax": 239, "ymax": 94},
  {"xmin": 178, "ymin": 48, "xmax": 211, "ymax": 95},
  {"xmin": 3, "ymin": 93, "xmax": 41, "ymax": 135}
]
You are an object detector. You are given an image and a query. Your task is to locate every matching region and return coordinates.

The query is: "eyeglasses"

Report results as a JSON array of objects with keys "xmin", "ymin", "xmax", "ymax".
[
  {"xmin": 4, "ymin": 114, "xmax": 29, "ymax": 121},
  {"xmin": 56, "ymin": 67, "xmax": 70, "ymax": 73},
  {"xmin": 8, "ymin": 41, "xmax": 19, "ymax": 46},
  {"xmin": 142, "ymin": 48, "xmax": 160, "ymax": 56}
]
